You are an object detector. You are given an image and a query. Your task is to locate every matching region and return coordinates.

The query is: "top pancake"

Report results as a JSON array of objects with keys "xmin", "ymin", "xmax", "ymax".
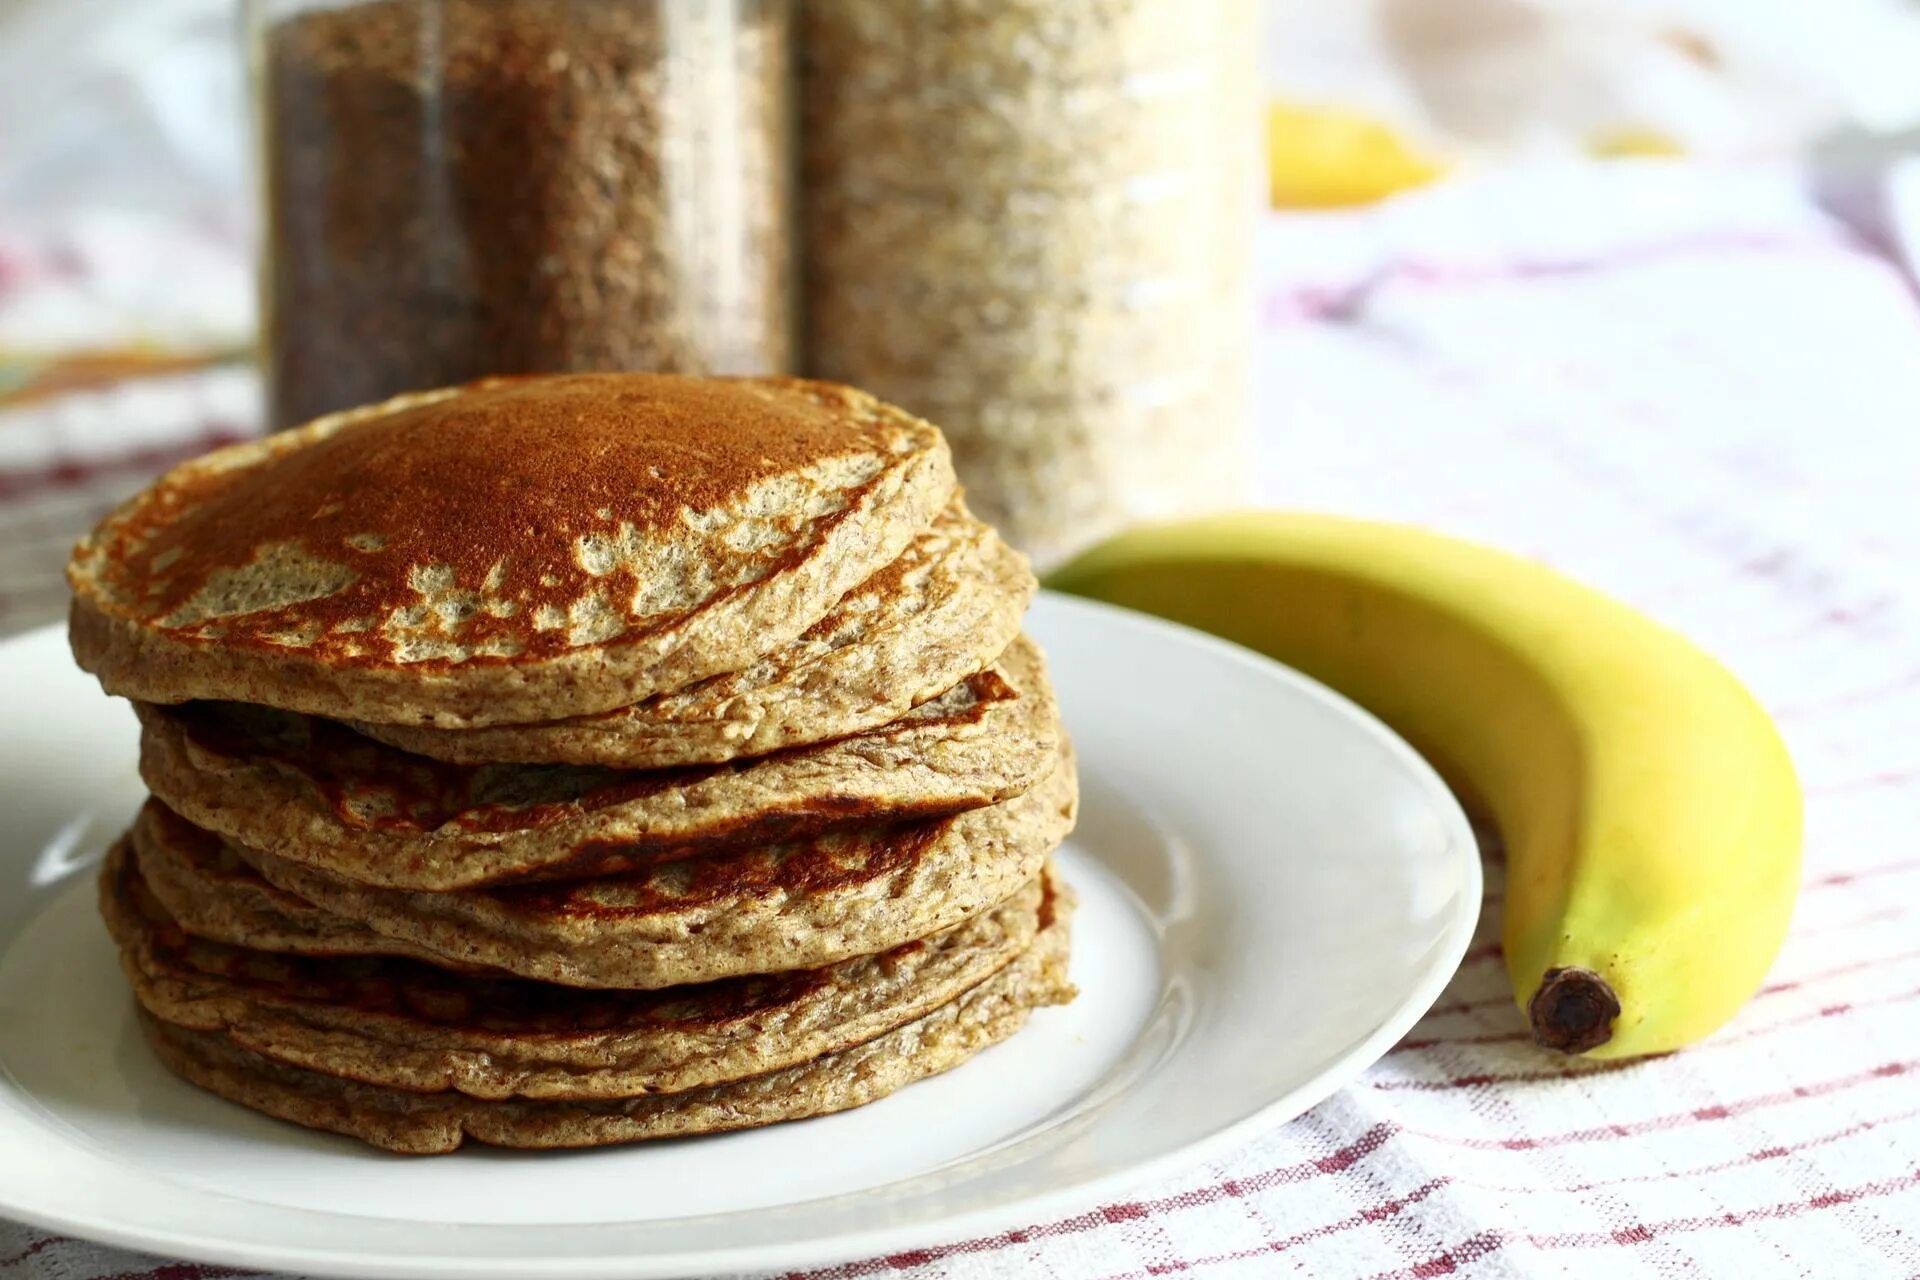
[
  {"xmin": 350, "ymin": 497, "xmax": 1034, "ymax": 768},
  {"xmin": 68, "ymin": 373, "xmax": 955, "ymax": 726}
]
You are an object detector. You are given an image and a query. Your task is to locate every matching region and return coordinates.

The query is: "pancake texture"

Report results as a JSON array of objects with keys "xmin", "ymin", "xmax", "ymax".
[
  {"xmin": 70, "ymin": 373, "xmax": 956, "ymax": 726},
  {"xmin": 106, "ymin": 839, "xmax": 1056, "ymax": 1101},
  {"xmin": 137, "ymin": 637, "xmax": 1058, "ymax": 891},
  {"xmin": 71, "ymin": 371, "xmax": 1077, "ymax": 1155},
  {"xmin": 353, "ymin": 498, "xmax": 1035, "ymax": 768},
  {"xmin": 128, "ymin": 804, "xmax": 486, "ymax": 969},
  {"xmin": 225, "ymin": 743, "xmax": 1076, "ymax": 989},
  {"xmin": 137, "ymin": 883, "xmax": 1073, "ymax": 1153}
]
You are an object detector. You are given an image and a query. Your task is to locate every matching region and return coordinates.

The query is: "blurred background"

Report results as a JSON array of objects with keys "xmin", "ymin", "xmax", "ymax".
[{"xmin": 4, "ymin": 0, "xmax": 1920, "ymax": 631}]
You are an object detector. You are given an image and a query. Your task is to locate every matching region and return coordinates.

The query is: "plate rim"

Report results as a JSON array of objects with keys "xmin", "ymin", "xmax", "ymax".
[{"xmin": 0, "ymin": 593, "xmax": 1481, "ymax": 1279}]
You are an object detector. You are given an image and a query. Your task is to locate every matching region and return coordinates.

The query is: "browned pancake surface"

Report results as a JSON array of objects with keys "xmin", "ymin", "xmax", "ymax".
[
  {"xmin": 354, "ymin": 498, "xmax": 1035, "ymax": 768},
  {"xmin": 135, "ymin": 883, "xmax": 1076, "ymax": 1153},
  {"xmin": 137, "ymin": 636, "xmax": 1058, "ymax": 890},
  {"xmin": 223, "ymin": 742, "xmax": 1077, "ymax": 988},
  {"xmin": 70, "ymin": 373, "xmax": 954, "ymax": 724},
  {"xmin": 105, "ymin": 839, "xmax": 1054, "ymax": 1099}
]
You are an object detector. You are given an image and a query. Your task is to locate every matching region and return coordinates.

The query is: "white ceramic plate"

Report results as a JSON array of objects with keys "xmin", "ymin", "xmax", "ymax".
[{"xmin": 0, "ymin": 592, "xmax": 1478, "ymax": 1279}]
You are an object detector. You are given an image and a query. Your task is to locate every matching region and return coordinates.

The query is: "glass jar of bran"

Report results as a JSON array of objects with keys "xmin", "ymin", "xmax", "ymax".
[{"xmin": 250, "ymin": 0, "xmax": 795, "ymax": 430}]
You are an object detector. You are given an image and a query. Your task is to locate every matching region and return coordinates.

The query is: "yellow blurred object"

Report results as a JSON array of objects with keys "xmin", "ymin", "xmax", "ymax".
[
  {"xmin": 1587, "ymin": 127, "xmax": 1687, "ymax": 158},
  {"xmin": 1266, "ymin": 100, "xmax": 1448, "ymax": 209}
]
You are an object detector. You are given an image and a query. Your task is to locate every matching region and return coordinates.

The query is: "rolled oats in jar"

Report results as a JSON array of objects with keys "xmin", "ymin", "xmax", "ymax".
[{"xmin": 799, "ymin": 0, "xmax": 1261, "ymax": 564}]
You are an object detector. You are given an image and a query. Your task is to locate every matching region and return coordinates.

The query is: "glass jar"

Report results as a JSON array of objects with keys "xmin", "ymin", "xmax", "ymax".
[
  {"xmin": 249, "ymin": 0, "xmax": 795, "ymax": 430},
  {"xmin": 799, "ymin": 0, "xmax": 1261, "ymax": 566}
]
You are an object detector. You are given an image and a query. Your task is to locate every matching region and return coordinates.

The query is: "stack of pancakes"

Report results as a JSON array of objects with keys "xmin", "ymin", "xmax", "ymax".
[{"xmin": 67, "ymin": 373, "xmax": 1077, "ymax": 1155}]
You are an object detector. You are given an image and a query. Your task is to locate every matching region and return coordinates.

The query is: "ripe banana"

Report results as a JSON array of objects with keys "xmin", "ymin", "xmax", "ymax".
[{"xmin": 1048, "ymin": 512, "xmax": 1802, "ymax": 1059}]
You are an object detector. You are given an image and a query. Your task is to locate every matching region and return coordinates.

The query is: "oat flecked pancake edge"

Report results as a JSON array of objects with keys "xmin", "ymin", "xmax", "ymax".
[
  {"xmin": 135, "ymin": 885, "xmax": 1074, "ymax": 1155},
  {"xmin": 222, "ymin": 740, "xmax": 1077, "ymax": 990},
  {"xmin": 127, "ymin": 810, "xmax": 477, "ymax": 970},
  {"xmin": 68, "ymin": 373, "xmax": 956, "ymax": 727},
  {"xmin": 104, "ymin": 838, "xmax": 1060, "ymax": 1102},
  {"xmin": 136, "ymin": 635, "xmax": 1059, "ymax": 891}
]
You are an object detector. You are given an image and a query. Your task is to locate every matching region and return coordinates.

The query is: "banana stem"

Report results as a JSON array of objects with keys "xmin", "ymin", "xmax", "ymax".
[{"xmin": 1527, "ymin": 967, "xmax": 1621, "ymax": 1053}]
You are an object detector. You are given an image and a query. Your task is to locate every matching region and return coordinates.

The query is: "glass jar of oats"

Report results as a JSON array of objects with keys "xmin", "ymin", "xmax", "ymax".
[
  {"xmin": 799, "ymin": 0, "xmax": 1262, "ymax": 565},
  {"xmin": 249, "ymin": 0, "xmax": 795, "ymax": 430}
]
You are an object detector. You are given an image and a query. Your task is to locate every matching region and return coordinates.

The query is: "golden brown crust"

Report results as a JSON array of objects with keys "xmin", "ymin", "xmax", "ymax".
[
  {"xmin": 129, "ymin": 814, "xmax": 467, "ymax": 968},
  {"xmin": 136, "ymin": 884, "xmax": 1075, "ymax": 1153},
  {"xmin": 136, "ymin": 637, "xmax": 1059, "ymax": 891},
  {"xmin": 352, "ymin": 499, "xmax": 1035, "ymax": 767},
  {"xmin": 104, "ymin": 839, "xmax": 1055, "ymax": 1101},
  {"xmin": 69, "ymin": 373, "xmax": 954, "ymax": 726},
  {"xmin": 226, "ymin": 742, "xmax": 1077, "ymax": 989}
]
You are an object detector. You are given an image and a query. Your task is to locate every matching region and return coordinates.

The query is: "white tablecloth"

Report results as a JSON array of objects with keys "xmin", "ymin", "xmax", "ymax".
[{"xmin": 3, "ymin": 162, "xmax": 1918, "ymax": 1278}]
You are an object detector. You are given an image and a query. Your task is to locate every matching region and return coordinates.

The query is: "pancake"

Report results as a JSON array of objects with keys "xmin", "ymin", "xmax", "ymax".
[
  {"xmin": 223, "ymin": 742, "xmax": 1076, "ymax": 989},
  {"xmin": 69, "ymin": 373, "xmax": 955, "ymax": 727},
  {"xmin": 352, "ymin": 498, "xmax": 1035, "ymax": 768},
  {"xmin": 128, "ymin": 803, "xmax": 485, "ymax": 969},
  {"xmin": 104, "ymin": 838, "xmax": 1056, "ymax": 1101},
  {"xmin": 137, "ymin": 636, "xmax": 1059, "ymax": 891},
  {"xmin": 136, "ymin": 887, "xmax": 1073, "ymax": 1154}
]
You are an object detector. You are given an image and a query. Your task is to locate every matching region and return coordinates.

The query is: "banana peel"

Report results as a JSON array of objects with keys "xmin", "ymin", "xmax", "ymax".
[{"xmin": 1048, "ymin": 512, "xmax": 1802, "ymax": 1059}]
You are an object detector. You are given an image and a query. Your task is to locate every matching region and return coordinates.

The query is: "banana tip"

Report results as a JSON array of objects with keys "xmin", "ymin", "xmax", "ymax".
[{"xmin": 1528, "ymin": 967, "xmax": 1621, "ymax": 1054}]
